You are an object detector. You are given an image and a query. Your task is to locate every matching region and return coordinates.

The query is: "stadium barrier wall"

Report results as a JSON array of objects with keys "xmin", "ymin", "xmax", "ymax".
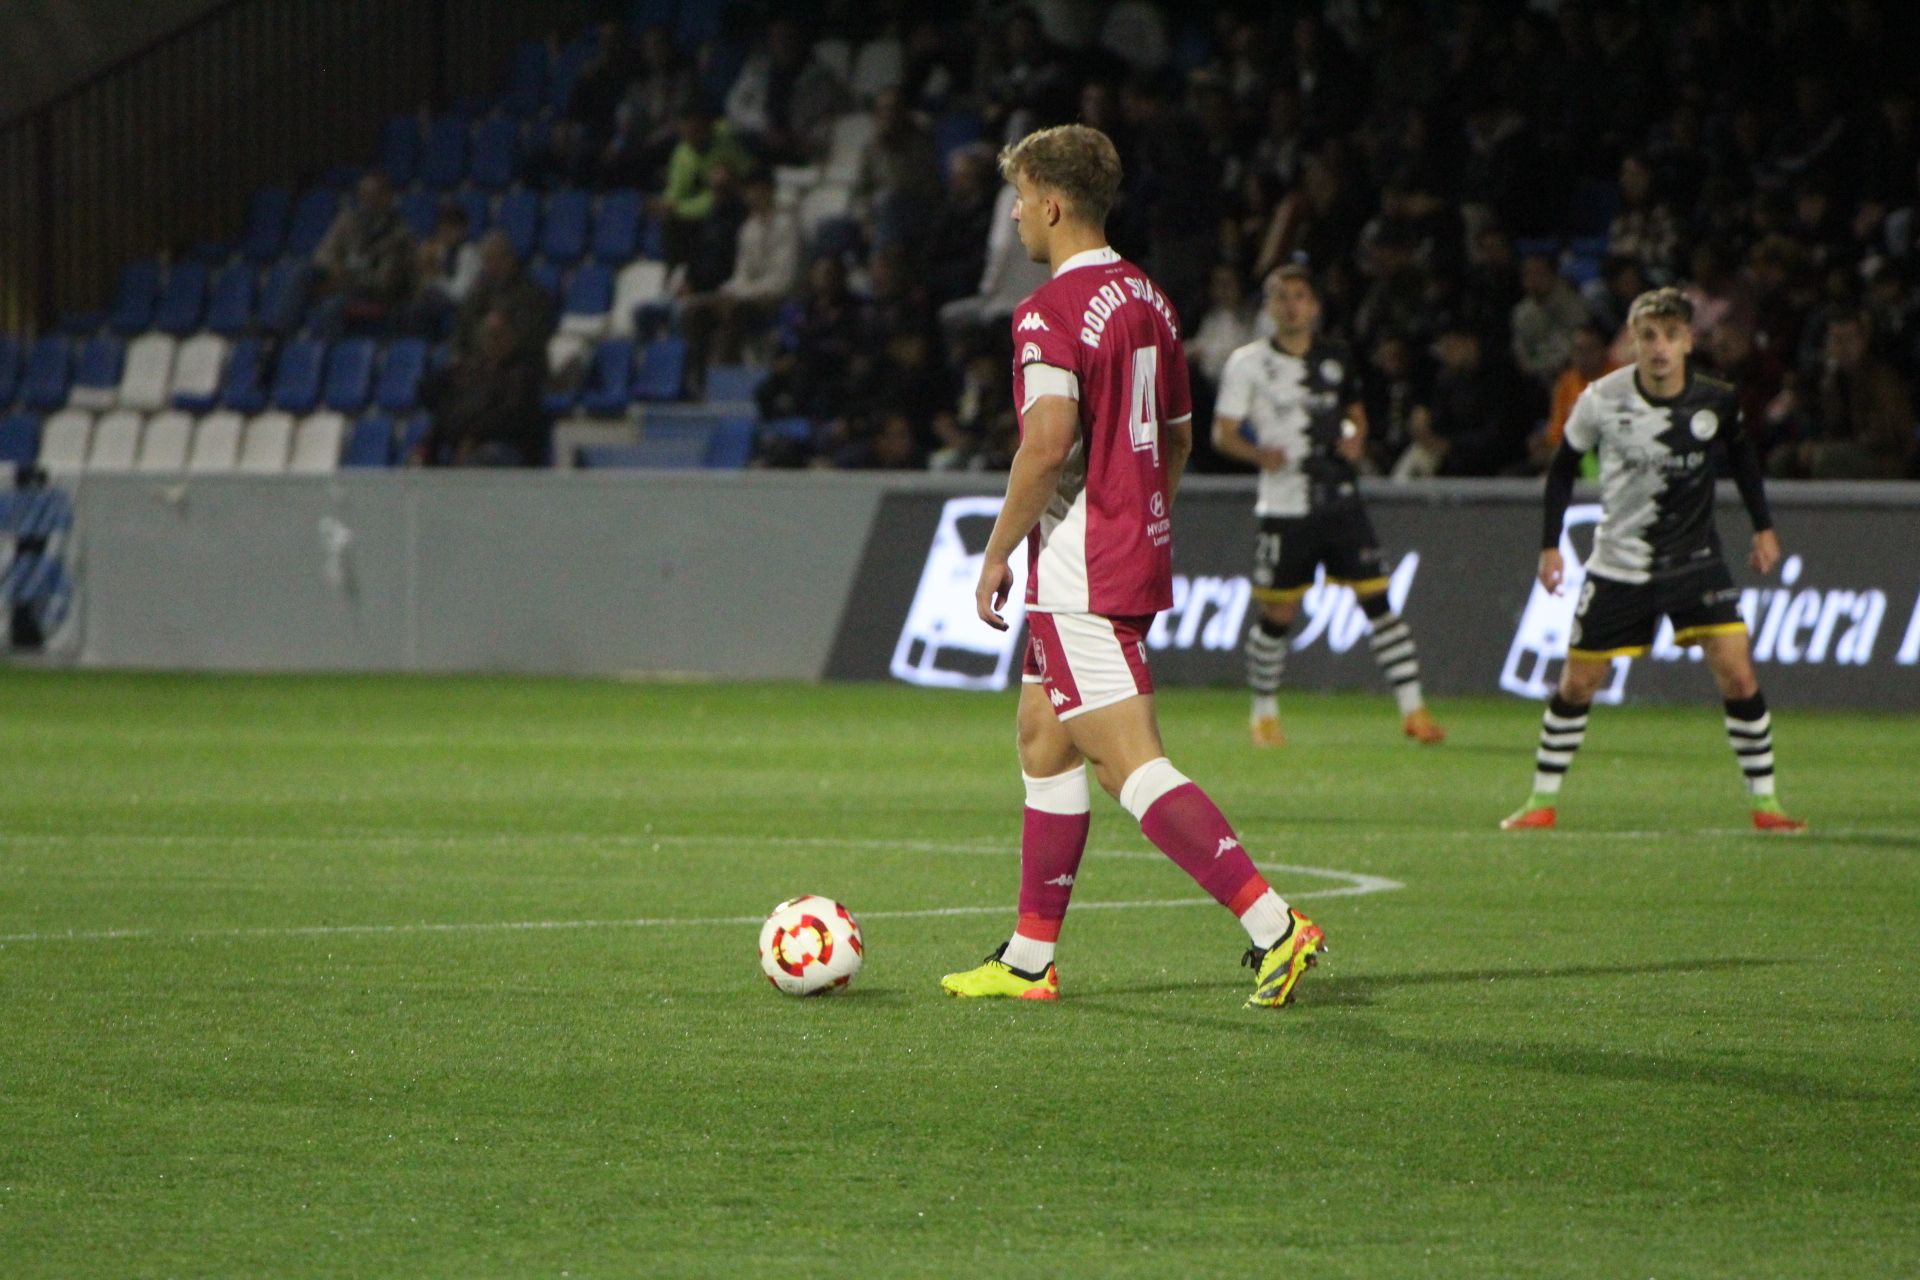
[{"xmin": 39, "ymin": 473, "xmax": 1920, "ymax": 709}]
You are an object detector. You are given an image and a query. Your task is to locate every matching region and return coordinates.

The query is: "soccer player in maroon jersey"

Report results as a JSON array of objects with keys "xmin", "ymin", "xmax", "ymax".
[{"xmin": 939, "ymin": 125, "xmax": 1325, "ymax": 1009}]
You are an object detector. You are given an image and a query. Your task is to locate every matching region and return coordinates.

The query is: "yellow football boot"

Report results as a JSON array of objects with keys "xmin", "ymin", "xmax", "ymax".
[
  {"xmin": 1244, "ymin": 910, "xmax": 1325, "ymax": 1009},
  {"xmin": 940, "ymin": 944, "xmax": 1060, "ymax": 1000}
]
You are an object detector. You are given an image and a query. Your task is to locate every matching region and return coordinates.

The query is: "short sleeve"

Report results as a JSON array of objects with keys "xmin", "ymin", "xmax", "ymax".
[
  {"xmin": 1215, "ymin": 348, "xmax": 1253, "ymax": 420},
  {"xmin": 1164, "ymin": 338, "xmax": 1193, "ymax": 424},
  {"xmin": 1563, "ymin": 384, "xmax": 1602, "ymax": 453},
  {"xmin": 1011, "ymin": 300, "xmax": 1079, "ymax": 376}
]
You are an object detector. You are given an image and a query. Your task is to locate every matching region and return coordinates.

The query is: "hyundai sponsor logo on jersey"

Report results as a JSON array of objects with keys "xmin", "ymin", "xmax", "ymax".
[{"xmin": 826, "ymin": 484, "xmax": 1920, "ymax": 708}]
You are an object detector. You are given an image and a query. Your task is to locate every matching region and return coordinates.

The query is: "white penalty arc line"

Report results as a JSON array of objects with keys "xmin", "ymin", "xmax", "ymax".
[{"xmin": 0, "ymin": 845, "xmax": 1401, "ymax": 945}]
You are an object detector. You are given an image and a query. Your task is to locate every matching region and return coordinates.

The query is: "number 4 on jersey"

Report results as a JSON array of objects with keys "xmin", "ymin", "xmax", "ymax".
[{"xmin": 1129, "ymin": 346, "xmax": 1159, "ymax": 461}]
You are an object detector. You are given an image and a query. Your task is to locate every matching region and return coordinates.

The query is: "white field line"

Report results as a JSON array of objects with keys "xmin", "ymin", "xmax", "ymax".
[{"xmin": 0, "ymin": 836, "xmax": 1400, "ymax": 945}]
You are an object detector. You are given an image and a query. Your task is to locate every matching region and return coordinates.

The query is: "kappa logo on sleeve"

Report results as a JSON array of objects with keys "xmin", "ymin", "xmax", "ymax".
[{"xmin": 1017, "ymin": 312, "xmax": 1050, "ymax": 332}]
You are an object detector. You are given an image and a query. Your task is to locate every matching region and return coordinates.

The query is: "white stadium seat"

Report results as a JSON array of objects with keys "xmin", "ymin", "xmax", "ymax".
[
  {"xmin": 289, "ymin": 411, "xmax": 346, "ymax": 473},
  {"xmin": 850, "ymin": 39, "xmax": 903, "ymax": 102},
  {"xmin": 238, "ymin": 411, "xmax": 294, "ymax": 472},
  {"xmin": 798, "ymin": 183, "xmax": 854, "ymax": 237},
  {"xmin": 137, "ymin": 411, "xmax": 194, "ymax": 471},
  {"xmin": 610, "ymin": 260, "xmax": 669, "ymax": 337},
  {"xmin": 87, "ymin": 409, "xmax": 144, "ymax": 472},
  {"xmin": 187, "ymin": 411, "xmax": 243, "ymax": 473},
  {"xmin": 38, "ymin": 409, "xmax": 94, "ymax": 475},
  {"xmin": 117, "ymin": 333, "xmax": 177, "ymax": 412},
  {"xmin": 811, "ymin": 37, "xmax": 852, "ymax": 82},
  {"xmin": 823, "ymin": 113, "xmax": 875, "ymax": 185},
  {"xmin": 169, "ymin": 333, "xmax": 228, "ymax": 410}
]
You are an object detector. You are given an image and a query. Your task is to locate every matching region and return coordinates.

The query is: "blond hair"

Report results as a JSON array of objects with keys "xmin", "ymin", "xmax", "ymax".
[
  {"xmin": 1627, "ymin": 286, "xmax": 1693, "ymax": 327},
  {"xmin": 998, "ymin": 124, "xmax": 1123, "ymax": 226}
]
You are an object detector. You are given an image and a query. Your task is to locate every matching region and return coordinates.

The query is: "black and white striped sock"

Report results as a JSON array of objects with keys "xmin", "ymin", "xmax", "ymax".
[
  {"xmin": 1533, "ymin": 694, "xmax": 1591, "ymax": 797},
  {"xmin": 1360, "ymin": 596, "xmax": 1424, "ymax": 716},
  {"xmin": 1724, "ymin": 693, "xmax": 1776, "ymax": 798},
  {"xmin": 1246, "ymin": 616, "xmax": 1289, "ymax": 697}
]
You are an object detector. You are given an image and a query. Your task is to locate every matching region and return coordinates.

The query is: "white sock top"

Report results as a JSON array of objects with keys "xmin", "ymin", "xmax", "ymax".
[
  {"xmin": 1118, "ymin": 757, "xmax": 1189, "ymax": 822},
  {"xmin": 1023, "ymin": 764, "xmax": 1091, "ymax": 815}
]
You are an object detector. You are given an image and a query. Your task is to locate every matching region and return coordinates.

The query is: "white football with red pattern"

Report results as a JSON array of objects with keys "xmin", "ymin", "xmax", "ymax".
[{"xmin": 758, "ymin": 895, "xmax": 863, "ymax": 996}]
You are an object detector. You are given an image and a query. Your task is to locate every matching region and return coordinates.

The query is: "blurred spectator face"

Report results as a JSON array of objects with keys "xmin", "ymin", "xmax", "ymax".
[
  {"xmin": 1264, "ymin": 272, "xmax": 1320, "ymax": 336},
  {"xmin": 1709, "ymin": 323, "xmax": 1752, "ymax": 370},
  {"xmin": 1630, "ymin": 315, "xmax": 1691, "ymax": 383},
  {"xmin": 1794, "ymin": 187, "xmax": 1830, "ymax": 232},
  {"xmin": 357, "ymin": 173, "xmax": 394, "ymax": 215},
  {"xmin": 1208, "ymin": 265, "xmax": 1243, "ymax": 312},
  {"xmin": 1079, "ymin": 83, "xmax": 1116, "ymax": 131},
  {"xmin": 1825, "ymin": 315, "xmax": 1869, "ymax": 368},
  {"xmin": 1370, "ymin": 334, "xmax": 1409, "ymax": 377},
  {"xmin": 1690, "ymin": 243, "xmax": 1724, "ymax": 285},
  {"xmin": 1303, "ymin": 156, "xmax": 1339, "ymax": 209},
  {"xmin": 1619, "ymin": 155, "xmax": 1654, "ymax": 205},
  {"xmin": 948, "ymin": 149, "xmax": 990, "ymax": 200},
  {"xmin": 1520, "ymin": 255, "xmax": 1559, "ymax": 299},
  {"xmin": 874, "ymin": 87, "xmax": 907, "ymax": 135},
  {"xmin": 1267, "ymin": 87, "xmax": 1302, "ymax": 136},
  {"xmin": 706, "ymin": 162, "xmax": 738, "ymax": 199},
  {"xmin": 809, "ymin": 256, "xmax": 845, "ymax": 300},
  {"xmin": 478, "ymin": 232, "xmax": 516, "ymax": 281},
  {"xmin": 1571, "ymin": 326, "xmax": 1610, "ymax": 378},
  {"xmin": 769, "ymin": 20, "xmax": 804, "ymax": 69},
  {"xmin": 1434, "ymin": 331, "xmax": 1480, "ymax": 372},
  {"xmin": 641, "ymin": 27, "xmax": 673, "ymax": 70},
  {"xmin": 678, "ymin": 111, "xmax": 714, "ymax": 149},
  {"xmin": 480, "ymin": 310, "xmax": 513, "ymax": 360}
]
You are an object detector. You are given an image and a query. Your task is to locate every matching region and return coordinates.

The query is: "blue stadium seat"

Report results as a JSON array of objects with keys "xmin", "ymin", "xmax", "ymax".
[
  {"xmin": 394, "ymin": 413, "xmax": 431, "ymax": 461},
  {"xmin": 759, "ymin": 415, "xmax": 814, "ymax": 445},
  {"xmin": 633, "ymin": 336, "xmax": 686, "ymax": 401},
  {"xmin": 592, "ymin": 191, "xmax": 642, "ymax": 261},
  {"xmin": 470, "ymin": 117, "xmax": 520, "ymax": 190},
  {"xmin": 549, "ymin": 35, "xmax": 596, "ymax": 114},
  {"xmin": 219, "ymin": 338, "xmax": 269, "ymax": 412},
  {"xmin": 71, "ymin": 335, "xmax": 126, "ymax": 403},
  {"xmin": 286, "ymin": 190, "xmax": 341, "ymax": 258},
  {"xmin": 420, "ymin": 116, "xmax": 469, "ymax": 189},
  {"xmin": 153, "ymin": 261, "xmax": 210, "ymax": 335},
  {"xmin": 541, "ymin": 189, "xmax": 592, "ymax": 262},
  {"xmin": 21, "ymin": 337, "xmax": 72, "ymax": 411},
  {"xmin": 0, "ymin": 337, "xmax": 20, "ymax": 406},
  {"xmin": 530, "ymin": 257, "xmax": 565, "ymax": 299},
  {"xmin": 703, "ymin": 363, "xmax": 765, "ymax": 403},
  {"xmin": 257, "ymin": 260, "xmax": 310, "ymax": 335},
  {"xmin": 0, "ymin": 413, "xmax": 39, "ymax": 470},
  {"xmin": 563, "ymin": 260, "xmax": 614, "ymax": 323},
  {"xmin": 932, "ymin": 109, "xmax": 984, "ymax": 173},
  {"xmin": 269, "ymin": 337, "xmax": 326, "ymax": 413},
  {"xmin": 322, "ymin": 338, "xmax": 377, "ymax": 413},
  {"xmin": 242, "ymin": 188, "xmax": 292, "ymax": 262},
  {"xmin": 379, "ymin": 115, "xmax": 420, "ymax": 186},
  {"xmin": 375, "ymin": 339, "xmax": 428, "ymax": 412},
  {"xmin": 505, "ymin": 39, "xmax": 551, "ymax": 118},
  {"xmin": 399, "ymin": 188, "xmax": 441, "ymax": 240},
  {"xmin": 343, "ymin": 414, "xmax": 395, "ymax": 467},
  {"xmin": 704, "ymin": 416, "xmax": 755, "ymax": 468},
  {"xmin": 109, "ymin": 261, "xmax": 162, "ymax": 334},
  {"xmin": 495, "ymin": 189, "xmax": 541, "ymax": 259},
  {"xmin": 453, "ymin": 190, "xmax": 492, "ymax": 241},
  {"xmin": 206, "ymin": 263, "xmax": 257, "ymax": 335},
  {"xmin": 580, "ymin": 338, "xmax": 636, "ymax": 415},
  {"xmin": 57, "ymin": 310, "xmax": 107, "ymax": 335}
]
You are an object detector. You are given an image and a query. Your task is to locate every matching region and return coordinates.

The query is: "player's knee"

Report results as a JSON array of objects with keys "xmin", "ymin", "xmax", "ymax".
[
  {"xmin": 1559, "ymin": 664, "xmax": 1605, "ymax": 703},
  {"xmin": 1716, "ymin": 666, "xmax": 1760, "ymax": 700},
  {"xmin": 1262, "ymin": 600, "xmax": 1298, "ymax": 628}
]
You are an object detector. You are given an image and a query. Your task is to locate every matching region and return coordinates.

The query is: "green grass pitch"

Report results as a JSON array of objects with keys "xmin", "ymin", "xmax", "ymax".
[{"xmin": 1, "ymin": 670, "xmax": 1916, "ymax": 1277}]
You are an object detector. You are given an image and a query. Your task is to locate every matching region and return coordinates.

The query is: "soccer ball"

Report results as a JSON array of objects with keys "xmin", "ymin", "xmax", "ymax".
[{"xmin": 759, "ymin": 895, "xmax": 863, "ymax": 996}]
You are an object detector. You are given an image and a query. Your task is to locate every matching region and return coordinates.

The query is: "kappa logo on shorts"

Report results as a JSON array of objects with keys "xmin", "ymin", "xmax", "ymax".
[
  {"xmin": 1017, "ymin": 312, "xmax": 1050, "ymax": 332},
  {"xmin": 1048, "ymin": 687, "xmax": 1070, "ymax": 707}
]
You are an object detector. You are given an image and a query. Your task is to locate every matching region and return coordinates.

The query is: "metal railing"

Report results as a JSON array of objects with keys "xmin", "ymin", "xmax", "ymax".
[{"xmin": 0, "ymin": 0, "xmax": 586, "ymax": 335}]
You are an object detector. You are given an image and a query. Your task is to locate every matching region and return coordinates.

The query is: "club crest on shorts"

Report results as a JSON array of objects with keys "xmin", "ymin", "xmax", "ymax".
[{"xmin": 1689, "ymin": 409, "xmax": 1718, "ymax": 440}]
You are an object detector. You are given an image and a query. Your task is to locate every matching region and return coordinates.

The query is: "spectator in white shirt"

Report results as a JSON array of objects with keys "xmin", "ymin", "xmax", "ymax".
[{"xmin": 679, "ymin": 171, "xmax": 802, "ymax": 392}]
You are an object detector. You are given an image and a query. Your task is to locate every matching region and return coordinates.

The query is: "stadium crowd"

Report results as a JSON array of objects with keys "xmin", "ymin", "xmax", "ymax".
[{"xmin": 554, "ymin": 0, "xmax": 1912, "ymax": 478}]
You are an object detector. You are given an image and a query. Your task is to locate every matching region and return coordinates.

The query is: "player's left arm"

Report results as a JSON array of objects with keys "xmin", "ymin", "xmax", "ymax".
[
  {"xmin": 1723, "ymin": 403, "xmax": 1780, "ymax": 575},
  {"xmin": 977, "ymin": 394, "xmax": 1078, "ymax": 631}
]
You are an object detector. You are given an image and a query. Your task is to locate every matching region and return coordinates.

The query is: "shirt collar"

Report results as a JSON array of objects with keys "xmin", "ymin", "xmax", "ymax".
[{"xmin": 1053, "ymin": 246, "xmax": 1121, "ymax": 278}]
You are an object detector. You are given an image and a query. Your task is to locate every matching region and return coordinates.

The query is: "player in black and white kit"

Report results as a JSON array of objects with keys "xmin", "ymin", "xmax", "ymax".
[
  {"xmin": 1211, "ymin": 265, "xmax": 1445, "ymax": 748},
  {"xmin": 1502, "ymin": 287, "xmax": 1808, "ymax": 832}
]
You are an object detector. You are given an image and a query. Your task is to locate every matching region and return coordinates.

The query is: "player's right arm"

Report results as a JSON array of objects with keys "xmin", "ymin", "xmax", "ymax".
[
  {"xmin": 978, "ymin": 394, "xmax": 1078, "ymax": 630},
  {"xmin": 1538, "ymin": 385, "xmax": 1601, "ymax": 592},
  {"xmin": 1209, "ymin": 348, "xmax": 1287, "ymax": 472}
]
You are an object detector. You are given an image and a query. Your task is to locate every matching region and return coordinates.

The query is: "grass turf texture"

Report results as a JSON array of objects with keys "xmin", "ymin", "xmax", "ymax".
[{"xmin": 1, "ymin": 670, "xmax": 1915, "ymax": 1278}]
